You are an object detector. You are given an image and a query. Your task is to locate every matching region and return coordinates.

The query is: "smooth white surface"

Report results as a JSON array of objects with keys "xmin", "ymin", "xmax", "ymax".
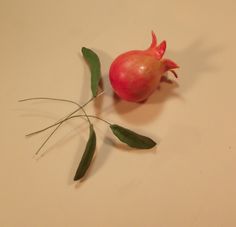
[{"xmin": 1, "ymin": 0, "xmax": 236, "ymax": 226}]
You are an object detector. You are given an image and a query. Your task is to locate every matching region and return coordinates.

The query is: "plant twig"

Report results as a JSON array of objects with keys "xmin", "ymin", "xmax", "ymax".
[
  {"xmin": 21, "ymin": 92, "xmax": 105, "ymax": 155},
  {"xmin": 20, "ymin": 96, "xmax": 92, "ymax": 126},
  {"xmin": 29, "ymin": 114, "xmax": 111, "ymax": 137},
  {"xmin": 19, "ymin": 97, "xmax": 79, "ymax": 106},
  {"xmin": 32, "ymin": 114, "xmax": 110, "ymax": 156}
]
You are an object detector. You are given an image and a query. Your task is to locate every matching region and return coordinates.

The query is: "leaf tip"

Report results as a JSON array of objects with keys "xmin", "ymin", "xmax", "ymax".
[
  {"xmin": 73, "ymin": 174, "xmax": 82, "ymax": 181},
  {"xmin": 149, "ymin": 140, "xmax": 157, "ymax": 148},
  {"xmin": 81, "ymin": 46, "xmax": 87, "ymax": 53}
]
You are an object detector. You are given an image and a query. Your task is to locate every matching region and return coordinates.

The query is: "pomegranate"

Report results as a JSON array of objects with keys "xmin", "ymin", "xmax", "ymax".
[{"xmin": 109, "ymin": 31, "xmax": 179, "ymax": 102}]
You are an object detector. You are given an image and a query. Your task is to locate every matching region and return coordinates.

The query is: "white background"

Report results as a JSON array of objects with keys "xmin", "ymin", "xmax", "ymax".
[{"xmin": 0, "ymin": 0, "xmax": 236, "ymax": 226}]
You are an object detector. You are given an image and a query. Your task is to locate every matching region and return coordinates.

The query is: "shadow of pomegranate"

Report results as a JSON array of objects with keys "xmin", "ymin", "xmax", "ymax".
[
  {"xmin": 95, "ymin": 79, "xmax": 179, "ymax": 126},
  {"xmin": 167, "ymin": 38, "xmax": 222, "ymax": 94},
  {"xmin": 92, "ymin": 39, "xmax": 221, "ymax": 125},
  {"xmin": 68, "ymin": 38, "xmax": 223, "ymax": 182}
]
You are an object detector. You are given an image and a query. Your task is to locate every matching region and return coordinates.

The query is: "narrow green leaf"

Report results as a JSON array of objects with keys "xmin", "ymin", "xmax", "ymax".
[
  {"xmin": 74, "ymin": 125, "xmax": 96, "ymax": 181},
  {"xmin": 110, "ymin": 124, "xmax": 157, "ymax": 149},
  {"xmin": 81, "ymin": 47, "xmax": 101, "ymax": 97}
]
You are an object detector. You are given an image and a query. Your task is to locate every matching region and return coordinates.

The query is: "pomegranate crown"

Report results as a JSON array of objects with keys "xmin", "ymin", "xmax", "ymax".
[{"xmin": 147, "ymin": 31, "xmax": 179, "ymax": 78}]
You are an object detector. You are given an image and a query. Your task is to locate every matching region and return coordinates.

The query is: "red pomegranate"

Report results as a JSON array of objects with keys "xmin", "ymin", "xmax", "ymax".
[{"xmin": 109, "ymin": 31, "xmax": 179, "ymax": 102}]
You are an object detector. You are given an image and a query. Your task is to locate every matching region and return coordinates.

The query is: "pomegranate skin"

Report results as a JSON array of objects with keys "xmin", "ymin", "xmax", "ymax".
[{"xmin": 109, "ymin": 32, "xmax": 179, "ymax": 102}]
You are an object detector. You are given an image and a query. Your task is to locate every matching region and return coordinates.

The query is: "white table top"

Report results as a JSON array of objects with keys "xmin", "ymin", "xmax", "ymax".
[{"xmin": 1, "ymin": 0, "xmax": 236, "ymax": 226}]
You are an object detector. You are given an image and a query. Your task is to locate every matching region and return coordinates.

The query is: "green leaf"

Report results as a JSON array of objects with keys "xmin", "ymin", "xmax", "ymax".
[
  {"xmin": 110, "ymin": 124, "xmax": 157, "ymax": 149},
  {"xmin": 74, "ymin": 125, "xmax": 96, "ymax": 181},
  {"xmin": 81, "ymin": 47, "xmax": 101, "ymax": 97}
]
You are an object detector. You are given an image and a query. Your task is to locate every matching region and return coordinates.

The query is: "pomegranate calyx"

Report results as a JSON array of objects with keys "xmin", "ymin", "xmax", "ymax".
[
  {"xmin": 169, "ymin": 70, "xmax": 178, "ymax": 78},
  {"xmin": 161, "ymin": 58, "xmax": 179, "ymax": 78},
  {"xmin": 162, "ymin": 58, "xmax": 179, "ymax": 70},
  {"xmin": 148, "ymin": 31, "xmax": 158, "ymax": 49},
  {"xmin": 147, "ymin": 31, "xmax": 166, "ymax": 60},
  {"xmin": 155, "ymin": 40, "xmax": 166, "ymax": 59}
]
